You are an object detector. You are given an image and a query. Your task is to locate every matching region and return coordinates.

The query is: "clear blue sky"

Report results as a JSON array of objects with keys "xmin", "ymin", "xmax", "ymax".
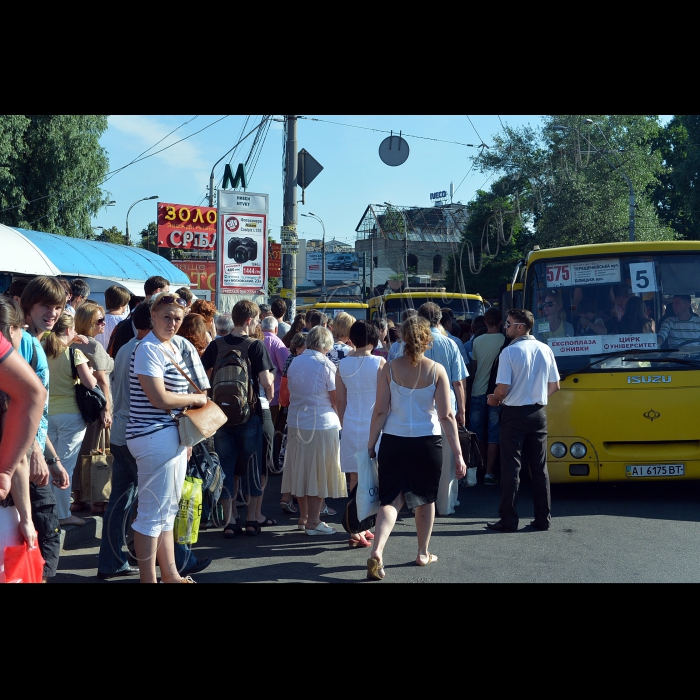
[{"xmin": 95, "ymin": 115, "xmax": 671, "ymax": 246}]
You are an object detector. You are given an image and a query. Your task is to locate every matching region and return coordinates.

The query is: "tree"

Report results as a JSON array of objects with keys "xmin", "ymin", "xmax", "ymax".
[
  {"xmin": 652, "ymin": 115, "xmax": 700, "ymax": 239},
  {"xmin": 94, "ymin": 226, "xmax": 126, "ymax": 245},
  {"xmin": 0, "ymin": 115, "xmax": 111, "ymax": 237},
  {"xmin": 445, "ymin": 181, "xmax": 525, "ymax": 300},
  {"xmin": 474, "ymin": 115, "xmax": 675, "ymax": 248}
]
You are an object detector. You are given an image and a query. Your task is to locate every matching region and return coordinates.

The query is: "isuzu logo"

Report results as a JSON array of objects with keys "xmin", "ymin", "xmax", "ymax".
[{"xmin": 627, "ymin": 376, "xmax": 671, "ymax": 384}]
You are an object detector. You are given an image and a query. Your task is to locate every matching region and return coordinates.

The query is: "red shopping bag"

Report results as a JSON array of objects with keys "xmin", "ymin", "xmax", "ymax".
[{"xmin": 3, "ymin": 542, "xmax": 45, "ymax": 583}]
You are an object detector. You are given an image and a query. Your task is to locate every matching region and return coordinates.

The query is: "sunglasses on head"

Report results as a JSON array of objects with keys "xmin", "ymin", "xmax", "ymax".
[{"xmin": 156, "ymin": 295, "xmax": 188, "ymax": 308}]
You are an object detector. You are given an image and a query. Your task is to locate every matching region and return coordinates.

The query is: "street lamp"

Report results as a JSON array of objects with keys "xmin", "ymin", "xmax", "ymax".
[
  {"xmin": 550, "ymin": 122, "xmax": 635, "ymax": 242},
  {"xmin": 126, "ymin": 195, "xmax": 158, "ymax": 246},
  {"xmin": 301, "ymin": 212, "xmax": 327, "ymax": 295},
  {"xmin": 384, "ymin": 201, "xmax": 409, "ymax": 282}
]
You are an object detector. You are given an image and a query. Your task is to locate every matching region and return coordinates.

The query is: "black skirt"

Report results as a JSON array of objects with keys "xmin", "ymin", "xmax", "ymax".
[{"xmin": 377, "ymin": 433, "xmax": 442, "ymax": 506}]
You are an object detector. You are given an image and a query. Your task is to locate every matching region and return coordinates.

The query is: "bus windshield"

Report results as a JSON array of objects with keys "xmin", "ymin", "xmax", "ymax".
[
  {"xmin": 525, "ymin": 252, "xmax": 700, "ymax": 375},
  {"xmin": 382, "ymin": 297, "xmax": 485, "ymax": 324}
]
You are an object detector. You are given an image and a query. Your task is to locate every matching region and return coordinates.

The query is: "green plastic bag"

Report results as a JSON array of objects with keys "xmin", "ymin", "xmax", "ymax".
[{"xmin": 174, "ymin": 476, "xmax": 203, "ymax": 544}]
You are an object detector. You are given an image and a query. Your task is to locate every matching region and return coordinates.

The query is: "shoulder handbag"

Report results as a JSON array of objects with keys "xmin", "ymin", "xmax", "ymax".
[
  {"xmin": 70, "ymin": 347, "xmax": 107, "ymax": 425},
  {"xmin": 80, "ymin": 428, "xmax": 113, "ymax": 503},
  {"xmin": 342, "ymin": 483, "xmax": 376, "ymax": 535},
  {"xmin": 158, "ymin": 347, "xmax": 228, "ymax": 447}
]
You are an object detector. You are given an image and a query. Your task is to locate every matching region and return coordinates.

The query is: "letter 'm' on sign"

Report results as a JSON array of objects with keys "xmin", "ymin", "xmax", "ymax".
[{"xmin": 222, "ymin": 163, "xmax": 248, "ymax": 190}]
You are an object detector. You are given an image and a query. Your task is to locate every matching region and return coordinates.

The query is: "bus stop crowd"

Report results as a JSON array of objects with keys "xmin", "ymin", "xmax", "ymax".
[{"xmin": 4, "ymin": 268, "xmax": 694, "ymax": 583}]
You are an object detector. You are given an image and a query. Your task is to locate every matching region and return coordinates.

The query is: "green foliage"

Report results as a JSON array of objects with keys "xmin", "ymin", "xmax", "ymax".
[
  {"xmin": 0, "ymin": 115, "xmax": 110, "ymax": 237},
  {"xmin": 94, "ymin": 225, "xmax": 126, "ymax": 245},
  {"xmin": 652, "ymin": 115, "xmax": 700, "ymax": 239},
  {"xmin": 268, "ymin": 276, "xmax": 279, "ymax": 298},
  {"xmin": 445, "ymin": 183, "xmax": 524, "ymax": 300},
  {"xmin": 474, "ymin": 115, "xmax": 675, "ymax": 248}
]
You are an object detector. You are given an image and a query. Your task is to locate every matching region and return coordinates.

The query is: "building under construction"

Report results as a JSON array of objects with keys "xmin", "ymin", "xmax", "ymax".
[{"xmin": 355, "ymin": 202, "xmax": 469, "ymax": 289}]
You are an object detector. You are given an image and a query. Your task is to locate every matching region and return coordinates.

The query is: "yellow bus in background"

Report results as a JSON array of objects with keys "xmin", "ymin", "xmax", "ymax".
[
  {"xmin": 296, "ymin": 301, "xmax": 369, "ymax": 321},
  {"xmin": 513, "ymin": 241, "xmax": 700, "ymax": 483},
  {"xmin": 368, "ymin": 290, "xmax": 488, "ymax": 324}
]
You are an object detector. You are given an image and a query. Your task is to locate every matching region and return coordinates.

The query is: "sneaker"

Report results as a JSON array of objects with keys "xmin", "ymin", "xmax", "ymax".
[{"xmin": 484, "ymin": 473, "xmax": 499, "ymax": 486}]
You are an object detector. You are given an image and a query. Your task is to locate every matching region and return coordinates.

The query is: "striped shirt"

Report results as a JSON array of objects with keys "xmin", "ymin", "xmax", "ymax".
[
  {"xmin": 125, "ymin": 332, "xmax": 192, "ymax": 440},
  {"xmin": 657, "ymin": 314, "xmax": 700, "ymax": 349}
]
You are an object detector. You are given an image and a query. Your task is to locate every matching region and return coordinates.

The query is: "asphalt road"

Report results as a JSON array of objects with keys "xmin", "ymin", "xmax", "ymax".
[{"xmin": 55, "ymin": 470, "xmax": 700, "ymax": 583}]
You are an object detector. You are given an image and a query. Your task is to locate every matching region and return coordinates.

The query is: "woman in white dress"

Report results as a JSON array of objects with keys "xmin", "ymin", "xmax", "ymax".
[{"xmin": 336, "ymin": 320, "xmax": 385, "ymax": 548}]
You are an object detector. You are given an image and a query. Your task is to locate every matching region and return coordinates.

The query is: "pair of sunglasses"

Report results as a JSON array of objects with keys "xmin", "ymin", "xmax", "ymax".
[{"xmin": 156, "ymin": 295, "xmax": 188, "ymax": 308}]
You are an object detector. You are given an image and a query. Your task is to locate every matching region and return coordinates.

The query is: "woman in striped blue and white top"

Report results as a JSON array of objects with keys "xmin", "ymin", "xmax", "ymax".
[{"xmin": 126, "ymin": 292, "xmax": 208, "ymax": 584}]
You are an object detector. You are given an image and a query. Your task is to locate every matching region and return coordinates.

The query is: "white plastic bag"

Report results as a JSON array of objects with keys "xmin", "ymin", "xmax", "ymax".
[
  {"xmin": 355, "ymin": 449, "xmax": 380, "ymax": 522},
  {"xmin": 466, "ymin": 466, "xmax": 477, "ymax": 487}
]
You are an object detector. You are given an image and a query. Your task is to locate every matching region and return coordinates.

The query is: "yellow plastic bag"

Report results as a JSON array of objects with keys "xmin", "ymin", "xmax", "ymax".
[{"xmin": 174, "ymin": 476, "xmax": 203, "ymax": 544}]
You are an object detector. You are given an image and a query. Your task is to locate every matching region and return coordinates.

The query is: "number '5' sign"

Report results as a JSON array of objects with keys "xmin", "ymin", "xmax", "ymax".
[{"xmin": 629, "ymin": 262, "xmax": 657, "ymax": 293}]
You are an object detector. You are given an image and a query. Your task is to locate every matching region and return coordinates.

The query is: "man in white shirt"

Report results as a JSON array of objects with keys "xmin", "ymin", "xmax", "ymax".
[
  {"xmin": 657, "ymin": 294, "xmax": 700, "ymax": 348},
  {"xmin": 485, "ymin": 309, "xmax": 560, "ymax": 532}
]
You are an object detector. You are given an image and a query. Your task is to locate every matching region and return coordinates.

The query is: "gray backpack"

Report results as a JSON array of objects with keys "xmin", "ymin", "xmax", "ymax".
[{"xmin": 211, "ymin": 337, "xmax": 257, "ymax": 426}]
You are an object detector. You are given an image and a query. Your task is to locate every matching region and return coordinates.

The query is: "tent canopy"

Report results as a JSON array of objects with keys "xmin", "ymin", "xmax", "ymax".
[{"xmin": 1, "ymin": 225, "xmax": 189, "ymax": 290}]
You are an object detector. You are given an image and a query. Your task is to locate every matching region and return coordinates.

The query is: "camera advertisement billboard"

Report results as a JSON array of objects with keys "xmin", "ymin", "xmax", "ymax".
[
  {"xmin": 306, "ymin": 252, "xmax": 359, "ymax": 284},
  {"xmin": 217, "ymin": 191, "xmax": 269, "ymax": 295}
]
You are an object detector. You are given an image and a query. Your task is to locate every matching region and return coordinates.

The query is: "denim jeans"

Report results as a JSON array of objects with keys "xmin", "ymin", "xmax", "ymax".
[
  {"xmin": 97, "ymin": 443, "xmax": 199, "ymax": 575},
  {"xmin": 469, "ymin": 394, "xmax": 502, "ymax": 445},
  {"xmin": 214, "ymin": 415, "xmax": 263, "ymax": 499}
]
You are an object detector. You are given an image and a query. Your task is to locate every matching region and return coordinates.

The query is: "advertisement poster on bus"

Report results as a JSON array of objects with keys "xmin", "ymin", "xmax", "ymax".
[
  {"xmin": 306, "ymin": 252, "xmax": 359, "ymax": 284},
  {"xmin": 171, "ymin": 260, "xmax": 216, "ymax": 303},
  {"xmin": 217, "ymin": 191, "xmax": 268, "ymax": 294},
  {"xmin": 157, "ymin": 202, "xmax": 217, "ymax": 250}
]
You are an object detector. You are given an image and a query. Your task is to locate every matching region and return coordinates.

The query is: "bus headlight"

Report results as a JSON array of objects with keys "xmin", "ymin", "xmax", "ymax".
[
  {"xmin": 550, "ymin": 442, "xmax": 567, "ymax": 458},
  {"xmin": 570, "ymin": 442, "xmax": 587, "ymax": 459}
]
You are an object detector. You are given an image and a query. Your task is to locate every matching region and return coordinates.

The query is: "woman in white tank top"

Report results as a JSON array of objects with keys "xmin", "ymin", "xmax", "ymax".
[{"xmin": 364, "ymin": 316, "xmax": 467, "ymax": 580}]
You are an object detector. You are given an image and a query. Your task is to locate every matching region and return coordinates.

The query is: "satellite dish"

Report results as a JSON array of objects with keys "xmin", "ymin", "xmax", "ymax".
[{"xmin": 379, "ymin": 132, "xmax": 409, "ymax": 166}]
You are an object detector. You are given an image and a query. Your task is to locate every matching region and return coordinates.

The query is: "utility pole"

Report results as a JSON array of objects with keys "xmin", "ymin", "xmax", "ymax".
[{"xmin": 282, "ymin": 116, "xmax": 298, "ymax": 320}]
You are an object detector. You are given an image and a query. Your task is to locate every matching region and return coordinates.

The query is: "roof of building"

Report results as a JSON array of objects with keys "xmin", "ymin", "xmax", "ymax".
[{"xmin": 1, "ymin": 225, "xmax": 189, "ymax": 294}]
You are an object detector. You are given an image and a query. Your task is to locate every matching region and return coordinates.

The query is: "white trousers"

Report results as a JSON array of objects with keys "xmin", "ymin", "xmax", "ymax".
[
  {"xmin": 48, "ymin": 413, "xmax": 87, "ymax": 520},
  {"xmin": 127, "ymin": 427, "xmax": 187, "ymax": 538}
]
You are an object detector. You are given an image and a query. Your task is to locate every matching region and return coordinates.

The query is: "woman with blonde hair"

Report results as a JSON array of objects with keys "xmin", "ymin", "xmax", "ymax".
[
  {"xmin": 282, "ymin": 326, "xmax": 346, "ymax": 535},
  {"xmin": 327, "ymin": 311, "xmax": 354, "ymax": 367},
  {"xmin": 126, "ymin": 291, "xmax": 208, "ymax": 583},
  {"xmin": 365, "ymin": 316, "xmax": 467, "ymax": 579},
  {"xmin": 534, "ymin": 290, "xmax": 574, "ymax": 342},
  {"xmin": 42, "ymin": 314, "xmax": 100, "ymax": 527},
  {"xmin": 74, "ymin": 301, "xmax": 114, "ymax": 514}
]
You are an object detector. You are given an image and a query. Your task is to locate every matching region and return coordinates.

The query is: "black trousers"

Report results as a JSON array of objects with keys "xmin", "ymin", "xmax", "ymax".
[
  {"xmin": 30, "ymin": 483, "xmax": 61, "ymax": 579},
  {"xmin": 498, "ymin": 405, "xmax": 551, "ymax": 528}
]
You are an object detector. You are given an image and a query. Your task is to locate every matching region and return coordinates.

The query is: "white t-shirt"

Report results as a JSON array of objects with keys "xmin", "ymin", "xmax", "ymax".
[
  {"xmin": 286, "ymin": 349, "xmax": 340, "ymax": 431},
  {"xmin": 126, "ymin": 332, "xmax": 192, "ymax": 440},
  {"xmin": 496, "ymin": 335, "xmax": 559, "ymax": 406},
  {"xmin": 96, "ymin": 312, "xmax": 128, "ymax": 351}
]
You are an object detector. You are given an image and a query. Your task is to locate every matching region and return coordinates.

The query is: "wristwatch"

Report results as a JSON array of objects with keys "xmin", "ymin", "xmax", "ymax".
[{"xmin": 45, "ymin": 457, "xmax": 59, "ymax": 466}]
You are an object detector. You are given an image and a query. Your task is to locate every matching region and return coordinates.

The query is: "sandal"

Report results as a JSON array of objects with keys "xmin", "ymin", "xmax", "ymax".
[
  {"xmin": 349, "ymin": 533, "xmax": 371, "ymax": 548},
  {"xmin": 280, "ymin": 500, "xmax": 298, "ymax": 514},
  {"xmin": 319, "ymin": 505, "xmax": 337, "ymax": 516},
  {"xmin": 223, "ymin": 522, "xmax": 242, "ymax": 539},
  {"xmin": 245, "ymin": 520, "xmax": 261, "ymax": 537},
  {"xmin": 366, "ymin": 557, "xmax": 385, "ymax": 580},
  {"xmin": 257, "ymin": 517, "xmax": 277, "ymax": 527},
  {"xmin": 416, "ymin": 552, "xmax": 438, "ymax": 567},
  {"xmin": 363, "ymin": 531, "xmax": 375, "ymax": 540}
]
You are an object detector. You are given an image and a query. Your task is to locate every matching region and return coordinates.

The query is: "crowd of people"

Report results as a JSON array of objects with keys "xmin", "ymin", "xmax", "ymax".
[{"xmin": 7, "ymin": 268, "xmax": 697, "ymax": 582}]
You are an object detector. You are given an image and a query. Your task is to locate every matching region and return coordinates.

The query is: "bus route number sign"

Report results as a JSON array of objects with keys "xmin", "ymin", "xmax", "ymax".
[{"xmin": 546, "ymin": 263, "xmax": 571, "ymax": 287}]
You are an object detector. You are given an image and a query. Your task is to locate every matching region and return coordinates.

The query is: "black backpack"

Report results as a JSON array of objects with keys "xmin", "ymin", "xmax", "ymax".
[{"xmin": 210, "ymin": 336, "xmax": 257, "ymax": 426}]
